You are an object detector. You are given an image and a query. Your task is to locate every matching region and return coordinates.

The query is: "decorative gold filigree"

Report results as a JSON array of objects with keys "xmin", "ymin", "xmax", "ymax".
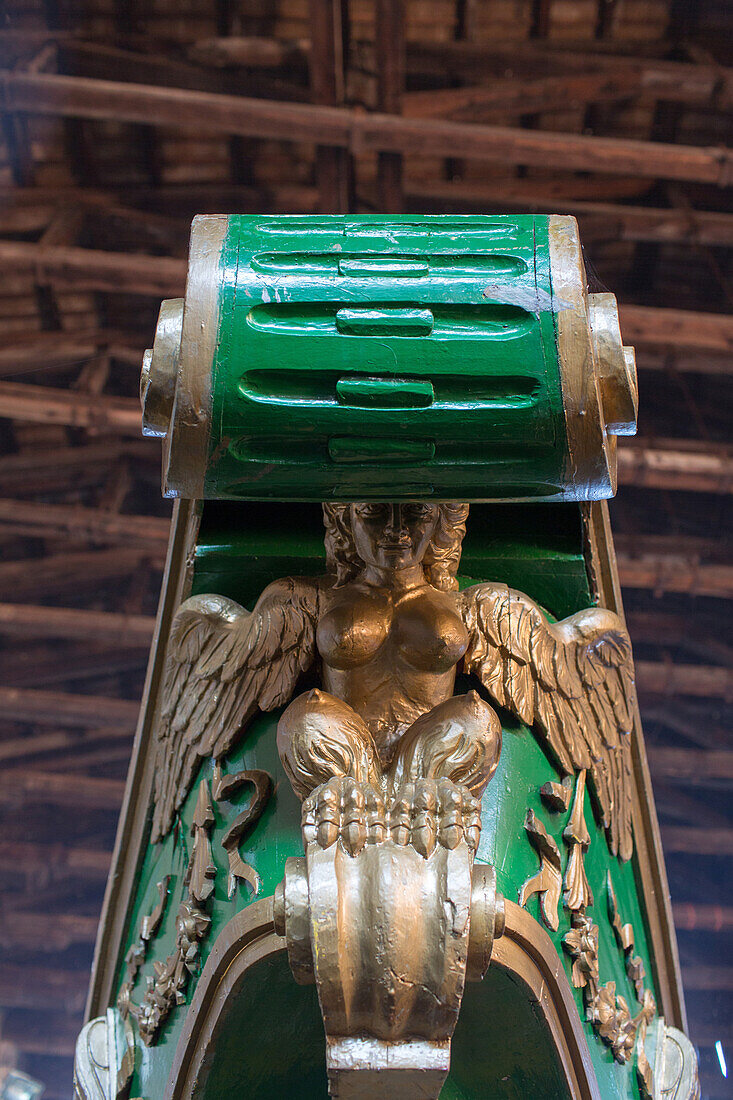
[
  {"xmin": 607, "ymin": 871, "xmax": 646, "ymax": 1000},
  {"xmin": 563, "ymin": 770, "xmax": 593, "ymax": 914},
  {"xmin": 540, "ymin": 776, "xmax": 572, "ymax": 813},
  {"xmin": 563, "ymin": 910, "xmax": 600, "ymax": 994},
  {"xmin": 561, "ymin": 875, "xmax": 661, "ymax": 1068},
  {"xmin": 635, "ymin": 990, "xmax": 658, "ymax": 1096},
  {"xmin": 519, "ymin": 809, "xmax": 563, "ymax": 931},
  {"xmin": 116, "ymin": 875, "xmax": 170, "ymax": 1019},
  {"xmin": 151, "ymin": 503, "xmax": 637, "ymax": 865},
  {"xmin": 137, "ymin": 779, "xmax": 216, "ymax": 1045},
  {"xmin": 589, "ymin": 982, "xmax": 637, "ymax": 1063},
  {"xmin": 213, "ymin": 764, "xmax": 272, "ymax": 897}
]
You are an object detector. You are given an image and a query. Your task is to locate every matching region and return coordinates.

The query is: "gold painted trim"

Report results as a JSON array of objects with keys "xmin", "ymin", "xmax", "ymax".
[
  {"xmin": 85, "ymin": 498, "xmax": 202, "ymax": 1020},
  {"xmin": 550, "ymin": 214, "xmax": 614, "ymax": 501},
  {"xmin": 166, "ymin": 896, "xmax": 284, "ymax": 1100},
  {"xmin": 583, "ymin": 500, "xmax": 687, "ymax": 1033},
  {"xmin": 165, "ymin": 896, "xmax": 600, "ymax": 1100},
  {"xmin": 164, "ymin": 214, "xmax": 229, "ymax": 499}
]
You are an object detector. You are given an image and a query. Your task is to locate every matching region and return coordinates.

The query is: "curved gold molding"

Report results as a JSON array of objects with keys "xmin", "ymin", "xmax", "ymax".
[
  {"xmin": 550, "ymin": 214, "xmax": 612, "ymax": 501},
  {"xmin": 166, "ymin": 896, "xmax": 284, "ymax": 1100},
  {"xmin": 164, "ymin": 214, "xmax": 228, "ymax": 499},
  {"xmin": 165, "ymin": 895, "xmax": 600, "ymax": 1100}
]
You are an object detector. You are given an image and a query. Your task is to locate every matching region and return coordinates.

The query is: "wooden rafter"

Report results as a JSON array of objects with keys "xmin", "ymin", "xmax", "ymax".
[{"xmin": 2, "ymin": 70, "xmax": 730, "ymax": 184}]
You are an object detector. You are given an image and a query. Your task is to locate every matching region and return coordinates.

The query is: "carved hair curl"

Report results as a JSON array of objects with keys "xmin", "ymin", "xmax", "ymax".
[{"xmin": 322, "ymin": 502, "xmax": 469, "ymax": 591}]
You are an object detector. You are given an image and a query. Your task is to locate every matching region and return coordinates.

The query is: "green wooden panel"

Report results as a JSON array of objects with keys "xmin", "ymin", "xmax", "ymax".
[
  {"xmin": 117, "ymin": 499, "xmax": 654, "ymax": 1098},
  {"xmin": 203, "ymin": 214, "xmax": 569, "ymax": 501}
]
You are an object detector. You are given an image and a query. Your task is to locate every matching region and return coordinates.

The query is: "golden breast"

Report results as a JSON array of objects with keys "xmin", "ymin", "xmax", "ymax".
[
  {"xmin": 318, "ymin": 588, "xmax": 468, "ymax": 674},
  {"xmin": 317, "ymin": 595, "xmax": 390, "ymax": 669},
  {"xmin": 392, "ymin": 599, "xmax": 469, "ymax": 672}
]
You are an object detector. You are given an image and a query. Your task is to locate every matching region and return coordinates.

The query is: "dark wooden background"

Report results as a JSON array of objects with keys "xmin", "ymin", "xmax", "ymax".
[{"xmin": 0, "ymin": 1, "xmax": 730, "ymax": 1096}]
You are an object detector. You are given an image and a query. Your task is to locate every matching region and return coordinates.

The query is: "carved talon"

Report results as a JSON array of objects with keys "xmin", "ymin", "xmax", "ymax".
[
  {"xmin": 437, "ymin": 779, "xmax": 464, "ymax": 850},
  {"xmin": 390, "ymin": 783, "xmax": 413, "ymax": 846},
  {"xmin": 463, "ymin": 793, "xmax": 482, "ymax": 854},
  {"xmin": 315, "ymin": 779, "xmax": 341, "ymax": 849},
  {"xmin": 410, "ymin": 779, "xmax": 438, "ymax": 857},
  {"xmin": 341, "ymin": 779, "xmax": 368, "ymax": 855},
  {"xmin": 364, "ymin": 784, "xmax": 386, "ymax": 845}
]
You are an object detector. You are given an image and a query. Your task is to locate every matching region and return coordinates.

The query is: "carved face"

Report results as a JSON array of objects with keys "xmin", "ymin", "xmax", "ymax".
[{"xmin": 350, "ymin": 502, "xmax": 440, "ymax": 572}]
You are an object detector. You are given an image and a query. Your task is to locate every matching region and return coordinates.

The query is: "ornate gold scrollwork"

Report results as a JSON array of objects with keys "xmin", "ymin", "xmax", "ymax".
[
  {"xmin": 143, "ymin": 501, "xmax": 641, "ymax": 1089},
  {"xmin": 607, "ymin": 872, "xmax": 646, "ymax": 1001},
  {"xmin": 116, "ymin": 875, "xmax": 170, "ymax": 1020},
  {"xmin": 540, "ymin": 775, "xmax": 573, "ymax": 813},
  {"xmin": 563, "ymin": 770, "xmax": 593, "ymax": 914},
  {"xmin": 213, "ymin": 764, "xmax": 272, "ymax": 897},
  {"xmin": 137, "ymin": 779, "xmax": 216, "ymax": 1045},
  {"xmin": 519, "ymin": 809, "xmax": 563, "ymax": 931}
]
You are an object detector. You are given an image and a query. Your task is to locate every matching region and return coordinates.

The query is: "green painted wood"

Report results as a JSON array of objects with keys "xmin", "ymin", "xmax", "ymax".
[
  {"xmin": 204, "ymin": 214, "xmax": 570, "ymax": 501},
  {"xmin": 117, "ymin": 499, "xmax": 652, "ymax": 1098},
  {"xmin": 194, "ymin": 954, "xmax": 572, "ymax": 1099}
]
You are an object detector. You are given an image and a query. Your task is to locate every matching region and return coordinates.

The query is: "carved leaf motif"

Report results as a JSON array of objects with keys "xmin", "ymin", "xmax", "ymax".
[
  {"xmin": 461, "ymin": 584, "xmax": 636, "ymax": 860},
  {"xmin": 151, "ymin": 579, "xmax": 320, "ymax": 842}
]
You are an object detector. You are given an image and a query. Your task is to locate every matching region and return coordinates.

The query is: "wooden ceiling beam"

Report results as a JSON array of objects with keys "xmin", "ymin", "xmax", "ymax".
[
  {"xmin": 0, "ymin": 381, "xmax": 142, "ymax": 435},
  {"xmin": 0, "ymin": 964, "xmax": 87, "ymax": 1012},
  {"xmin": 0, "ymin": 767, "xmax": 124, "ymax": 810},
  {"xmin": 2, "ymin": 643, "xmax": 147, "ymax": 692},
  {"xmin": 0, "ymin": 840, "xmax": 110, "ymax": 879},
  {"xmin": 402, "ymin": 70, "xmax": 645, "ymax": 121},
  {"xmin": 404, "ymin": 182, "xmax": 733, "ymax": 248},
  {"xmin": 0, "ymin": 548, "xmax": 163, "ymax": 601},
  {"xmin": 681, "ymin": 965, "xmax": 733, "ymax": 992},
  {"xmin": 661, "ymin": 826, "xmax": 733, "ymax": 855},
  {"xmin": 2, "ymin": 70, "xmax": 730, "ymax": 184},
  {"xmin": 647, "ymin": 745, "xmax": 733, "ymax": 781},
  {"xmin": 673, "ymin": 902, "xmax": 733, "ymax": 932},
  {"xmin": 0, "ymin": 1013, "xmax": 81, "ymax": 1059},
  {"xmin": 0, "ymin": 687, "xmax": 139, "ymax": 729},
  {"xmin": 0, "ymin": 725, "xmax": 133, "ymax": 765},
  {"xmin": 0, "ymin": 912, "xmax": 100, "ymax": 952},
  {"xmin": 0, "ymin": 441, "xmax": 157, "ymax": 496},
  {"xmin": 0, "ymin": 328, "xmax": 145, "ymax": 378},
  {"xmin": 0, "ymin": 498, "xmax": 169, "ymax": 548},
  {"xmin": 0, "ymin": 239, "xmax": 184, "ymax": 297},
  {"xmin": 637, "ymin": 662, "xmax": 731, "ymax": 700},
  {"xmin": 617, "ymin": 554, "xmax": 733, "ymax": 599},
  {"xmin": 620, "ymin": 305, "xmax": 733, "ymax": 354},
  {"xmin": 0, "ymin": 603, "xmax": 155, "ymax": 645},
  {"xmin": 187, "ymin": 35, "xmax": 731, "ymax": 110},
  {"xmin": 401, "ymin": 41, "xmax": 733, "ymax": 109},
  {"xmin": 618, "ymin": 439, "xmax": 733, "ymax": 495}
]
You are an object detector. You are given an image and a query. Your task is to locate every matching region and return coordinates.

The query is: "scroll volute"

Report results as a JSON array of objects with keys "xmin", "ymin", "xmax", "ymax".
[
  {"xmin": 141, "ymin": 297, "xmax": 184, "ymax": 438},
  {"xmin": 588, "ymin": 292, "xmax": 638, "ymax": 437}
]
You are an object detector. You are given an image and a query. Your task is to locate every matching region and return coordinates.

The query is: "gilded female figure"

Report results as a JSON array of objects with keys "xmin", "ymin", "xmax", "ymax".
[{"xmin": 152, "ymin": 502, "xmax": 635, "ymax": 861}]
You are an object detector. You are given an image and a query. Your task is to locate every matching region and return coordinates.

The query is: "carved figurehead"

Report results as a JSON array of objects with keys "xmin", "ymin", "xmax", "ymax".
[
  {"xmin": 78, "ymin": 215, "xmax": 700, "ymax": 1100},
  {"xmin": 153, "ymin": 500, "xmax": 636, "ymax": 861},
  {"xmin": 148, "ymin": 501, "xmax": 639, "ymax": 1096}
]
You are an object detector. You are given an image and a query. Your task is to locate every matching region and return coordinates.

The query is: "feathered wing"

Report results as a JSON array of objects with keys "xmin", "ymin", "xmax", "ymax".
[
  {"xmin": 151, "ymin": 578, "xmax": 320, "ymax": 842},
  {"xmin": 461, "ymin": 583, "xmax": 636, "ymax": 861}
]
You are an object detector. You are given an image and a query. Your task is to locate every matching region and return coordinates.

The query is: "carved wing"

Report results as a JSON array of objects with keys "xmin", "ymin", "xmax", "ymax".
[
  {"xmin": 461, "ymin": 584, "xmax": 636, "ymax": 861},
  {"xmin": 151, "ymin": 578, "xmax": 320, "ymax": 842}
]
